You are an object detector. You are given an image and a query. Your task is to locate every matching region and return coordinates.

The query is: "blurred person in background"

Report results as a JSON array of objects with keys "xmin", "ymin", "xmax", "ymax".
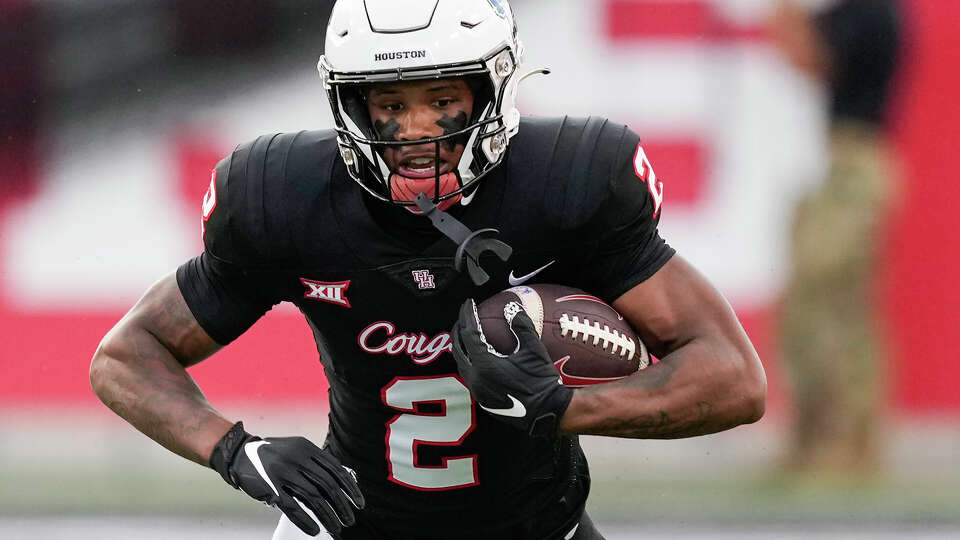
[
  {"xmin": 769, "ymin": 0, "xmax": 900, "ymax": 475},
  {"xmin": 0, "ymin": 1, "xmax": 42, "ymax": 195},
  {"xmin": 89, "ymin": 0, "xmax": 765, "ymax": 539}
]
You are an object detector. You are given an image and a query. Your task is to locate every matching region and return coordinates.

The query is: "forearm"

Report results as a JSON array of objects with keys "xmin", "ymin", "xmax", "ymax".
[
  {"xmin": 90, "ymin": 325, "xmax": 232, "ymax": 466},
  {"xmin": 559, "ymin": 337, "xmax": 765, "ymax": 439}
]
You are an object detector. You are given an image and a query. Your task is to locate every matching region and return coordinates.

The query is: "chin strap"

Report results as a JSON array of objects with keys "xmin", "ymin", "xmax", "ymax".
[{"xmin": 414, "ymin": 193, "xmax": 512, "ymax": 286}]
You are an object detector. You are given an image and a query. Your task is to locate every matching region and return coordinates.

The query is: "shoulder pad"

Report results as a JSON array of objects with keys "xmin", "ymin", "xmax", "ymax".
[
  {"xmin": 201, "ymin": 130, "xmax": 338, "ymax": 267},
  {"xmin": 510, "ymin": 116, "xmax": 634, "ymax": 229}
]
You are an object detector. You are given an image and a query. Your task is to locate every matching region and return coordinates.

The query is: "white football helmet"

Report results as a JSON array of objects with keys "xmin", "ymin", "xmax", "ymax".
[{"xmin": 318, "ymin": 0, "xmax": 524, "ymax": 208}]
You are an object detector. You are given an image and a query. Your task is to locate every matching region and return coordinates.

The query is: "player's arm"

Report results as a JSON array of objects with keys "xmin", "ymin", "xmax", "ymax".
[
  {"xmin": 91, "ymin": 143, "xmax": 363, "ymax": 537},
  {"xmin": 452, "ymin": 123, "xmax": 764, "ymax": 440},
  {"xmin": 90, "ymin": 269, "xmax": 364, "ymax": 536},
  {"xmin": 89, "ymin": 272, "xmax": 230, "ymax": 465},
  {"xmin": 450, "ymin": 258, "xmax": 764, "ymax": 440},
  {"xmin": 559, "ymin": 255, "xmax": 766, "ymax": 438}
]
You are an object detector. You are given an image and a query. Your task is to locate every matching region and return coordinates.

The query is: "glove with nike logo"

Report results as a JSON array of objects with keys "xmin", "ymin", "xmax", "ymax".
[
  {"xmin": 209, "ymin": 422, "xmax": 364, "ymax": 538},
  {"xmin": 451, "ymin": 299, "xmax": 574, "ymax": 438}
]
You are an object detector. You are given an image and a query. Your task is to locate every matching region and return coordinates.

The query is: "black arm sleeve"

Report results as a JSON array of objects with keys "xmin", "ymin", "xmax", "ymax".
[{"xmin": 579, "ymin": 137, "xmax": 675, "ymax": 303}]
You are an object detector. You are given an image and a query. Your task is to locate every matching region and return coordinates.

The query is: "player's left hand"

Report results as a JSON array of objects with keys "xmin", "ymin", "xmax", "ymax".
[{"xmin": 451, "ymin": 299, "xmax": 574, "ymax": 437}]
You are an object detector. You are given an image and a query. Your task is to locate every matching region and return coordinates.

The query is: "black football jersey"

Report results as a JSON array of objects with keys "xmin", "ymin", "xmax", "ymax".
[{"xmin": 177, "ymin": 116, "xmax": 674, "ymax": 539}]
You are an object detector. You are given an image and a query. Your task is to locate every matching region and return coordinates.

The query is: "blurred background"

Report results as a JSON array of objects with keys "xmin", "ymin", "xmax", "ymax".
[{"xmin": 2, "ymin": 0, "xmax": 959, "ymax": 538}]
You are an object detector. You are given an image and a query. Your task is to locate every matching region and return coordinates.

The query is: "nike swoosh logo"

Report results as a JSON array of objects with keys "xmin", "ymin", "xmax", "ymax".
[
  {"xmin": 479, "ymin": 394, "xmax": 527, "ymax": 417},
  {"xmin": 508, "ymin": 260, "xmax": 556, "ymax": 286},
  {"xmin": 244, "ymin": 440, "xmax": 279, "ymax": 497},
  {"xmin": 553, "ymin": 356, "xmax": 626, "ymax": 386},
  {"xmin": 244, "ymin": 442, "xmax": 326, "ymax": 531},
  {"xmin": 293, "ymin": 496, "xmax": 325, "ymax": 529}
]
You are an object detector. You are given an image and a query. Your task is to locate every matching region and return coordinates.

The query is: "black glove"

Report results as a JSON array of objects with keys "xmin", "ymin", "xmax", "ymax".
[
  {"xmin": 451, "ymin": 299, "xmax": 574, "ymax": 437},
  {"xmin": 209, "ymin": 422, "xmax": 364, "ymax": 537}
]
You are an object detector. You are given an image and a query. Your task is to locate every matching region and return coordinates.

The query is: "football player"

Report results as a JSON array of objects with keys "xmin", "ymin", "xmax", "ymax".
[{"xmin": 89, "ymin": 1, "xmax": 766, "ymax": 539}]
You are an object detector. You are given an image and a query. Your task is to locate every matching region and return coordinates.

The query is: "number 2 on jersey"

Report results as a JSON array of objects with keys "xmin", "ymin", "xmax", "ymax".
[
  {"xmin": 201, "ymin": 169, "xmax": 218, "ymax": 238},
  {"xmin": 634, "ymin": 143, "xmax": 664, "ymax": 217},
  {"xmin": 382, "ymin": 376, "xmax": 478, "ymax": 490}
]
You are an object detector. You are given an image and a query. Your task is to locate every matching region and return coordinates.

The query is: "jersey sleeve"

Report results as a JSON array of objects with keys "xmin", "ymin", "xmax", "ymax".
[
  {"xmin": 176, "ymin": 253, "xmax": 283, "ymax": 345},
  {"xmin": 176, "ymin": 137, "xmax": 292, "ymax": 345},
  {"xmin": 579, "ymin": 132, "xmax": 675, "ymax": 302}
]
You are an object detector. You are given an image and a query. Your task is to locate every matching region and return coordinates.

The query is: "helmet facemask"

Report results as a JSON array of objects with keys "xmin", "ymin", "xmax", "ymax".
[
  {"xmin": 321, "ymin": 47, "xmax": 518, "ymax": 213},
  {"xmin": 348, "ymin": 75, "xmax": 495, "ymax": 209},
  {"xmin": 319, "ymin": 0, "xmax": 524, "ymax": 211}
]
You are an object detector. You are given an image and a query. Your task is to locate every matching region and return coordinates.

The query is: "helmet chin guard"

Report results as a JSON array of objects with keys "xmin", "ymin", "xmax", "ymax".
[{"xmin": 318, "ymin": 0, "xmax": 524, "ymax": 208}]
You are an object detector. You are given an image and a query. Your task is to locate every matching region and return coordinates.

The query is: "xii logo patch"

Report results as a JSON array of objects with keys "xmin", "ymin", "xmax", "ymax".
[
  {"xmin": 300, "ymin": 278, "xmax": 351, "ymax": 308},
  {"xmin": 411, "ymin": 269, "xmax": 435, "ymax": 290}
]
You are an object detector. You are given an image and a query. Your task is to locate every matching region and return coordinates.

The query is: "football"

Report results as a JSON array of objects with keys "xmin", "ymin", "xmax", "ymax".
[{"xmin": 476, "ymin": 284, "xmax": 650, "ymax": 386}]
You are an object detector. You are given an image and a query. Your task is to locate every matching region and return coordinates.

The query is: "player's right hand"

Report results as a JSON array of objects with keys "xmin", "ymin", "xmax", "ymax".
[
  {"xmin": 209, "ymin": 422, "xmax": 364, "ymax": 537},
  {"xmin": 451, "ymin": 299, "xmax": 574, "ymax": 438}
]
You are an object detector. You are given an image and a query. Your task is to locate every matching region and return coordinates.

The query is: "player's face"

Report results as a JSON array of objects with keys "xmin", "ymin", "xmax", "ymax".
[{"xmin": 366, "ymin": 78, "xmax": 475, "ymax": 178}]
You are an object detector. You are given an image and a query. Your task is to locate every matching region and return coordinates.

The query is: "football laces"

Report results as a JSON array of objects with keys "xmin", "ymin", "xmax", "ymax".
[{"xmin": 558, "ymin": 314, "xmax": 636, "ymax": 361}]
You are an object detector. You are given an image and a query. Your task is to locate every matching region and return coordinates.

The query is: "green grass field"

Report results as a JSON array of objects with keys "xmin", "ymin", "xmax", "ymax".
[
  {"xmin": 4, "ymin": 412, "xmax": 957, "ymax": 529},
  {"xmin": 5, "ymin": 461, "xmax": 959, "ymax": 525}
]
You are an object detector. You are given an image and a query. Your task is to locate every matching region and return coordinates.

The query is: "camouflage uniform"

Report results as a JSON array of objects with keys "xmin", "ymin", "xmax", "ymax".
[{"xmin": 782, "ymin": 121, "xmax": 895, "ymax": 472}]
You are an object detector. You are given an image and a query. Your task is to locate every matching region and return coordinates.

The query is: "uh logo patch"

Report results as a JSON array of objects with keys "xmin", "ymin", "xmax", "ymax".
[{"xmin": 411, "ymin": 269, "xmax": 435, "ymax": 290}]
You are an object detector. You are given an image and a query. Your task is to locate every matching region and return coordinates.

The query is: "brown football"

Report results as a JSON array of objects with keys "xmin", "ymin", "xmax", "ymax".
[{"xmin": 476, "ymin": 284, "xmax": 649, "ymax": 386}]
